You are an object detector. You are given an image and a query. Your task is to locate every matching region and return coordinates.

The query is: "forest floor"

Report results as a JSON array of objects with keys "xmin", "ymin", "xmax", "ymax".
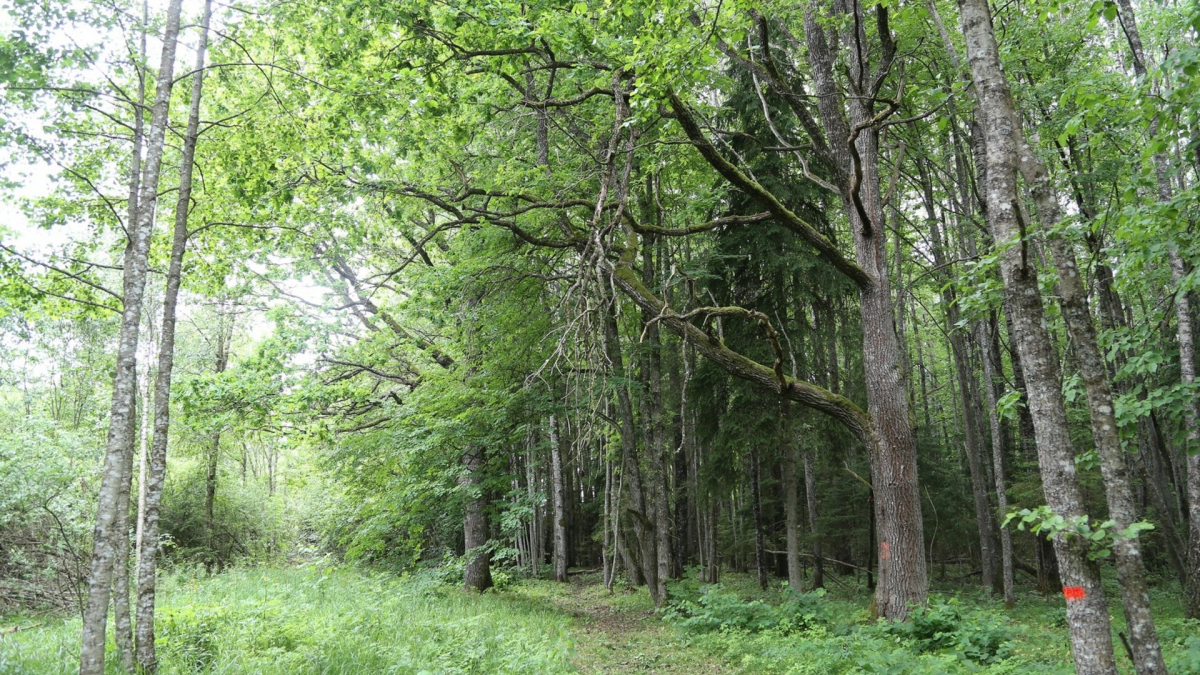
[{"xmin": 2, "ymin": 565, "xmax": 1199, "ymax": 674}]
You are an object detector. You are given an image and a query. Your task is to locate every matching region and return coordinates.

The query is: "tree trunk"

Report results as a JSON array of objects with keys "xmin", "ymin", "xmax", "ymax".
[
  {"xmin": 921, "ymin": 159, "xmax": 998, "ymax": 592},
  {"xmin": 801, "ymin": 2, "xmax": 927, "ymax": 618},
  {"xmin": 549, "ymin": 415, "xmax": 568, "ymax": 582},
  {"xmin": 79, "ymin": 2, "xmax": 183, "ymax": 671},
  {"xmin": 804, "ymin": 449, "xmax": 824, "ymax": 590},
  {"xmin": 957, "ymin": 1, "xmax": 1117, "ymax": 671},
  {"xmin": 640, "ymin": 236, "xmax": 671, "ymax": 603},
  {"xmin": 133, "ymin": 319, "xmax": 153, "ymax": 589},
  {"xmin": 673, "ymin": 341, "xmax": 693, "ymax": 579},
  {"xmin": 1129, "ymin": 0, "xmax": 1196, "ymax": 616},
  {"xmin": 1113, "ymin": 0, "xmax": 1200, "ymax": 621},
  {"xmin": 603, "ymin": 456, "xmax": 613, "ymax": 590},
  {"xmin": 112, "ymin": 400, "xmax": 136, "ymax": 672},
  {"xmin": 978, "ymin": 317, "xmax": 1015, "ymax": 607},
  {"xmin": 462, "ymin": 445, "xmax": 493, "ymax": 592},
  {"xmin": 204, "ymin": 321, "xmax": 230, "ymax": 574},
  {"xmin": 134, "ymin": 2, "xmax": 211, "ymax": 646},
  {"xmin": 600, "ymin": 285, "xmax": 661, "ymax": 604},
  {"xmin": 750, "ymin": 444, "xmax": 768, "ymax": 591},
  {"xmin": 1018, "ymin": 132, "xmax": 1166, "ymax": 673},
  {"xmin": 783, "ymin": 412, "xmax": 802, "ymax": 592}
]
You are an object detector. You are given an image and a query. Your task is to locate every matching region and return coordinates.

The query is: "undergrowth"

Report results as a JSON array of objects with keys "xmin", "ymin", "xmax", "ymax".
[
  {"xmin": 3, "ymin": 565, "xmax": 1198, "ymax": 674},
  {"xmin": 0, "ymin": 566, "xmax": 573, "ymax": 674}
]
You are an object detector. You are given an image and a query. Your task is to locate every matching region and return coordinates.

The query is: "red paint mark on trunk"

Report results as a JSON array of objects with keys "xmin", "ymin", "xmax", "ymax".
[
  {"xmin": 1062, "ymin": 586, "xmax": 1086, "ymax": 601},
  {"xmin": 880, "ymin": 541, "xmax": 891, "ymax": 561}
]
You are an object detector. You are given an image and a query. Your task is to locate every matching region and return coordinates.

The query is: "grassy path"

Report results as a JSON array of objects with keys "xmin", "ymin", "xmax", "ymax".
[{"xmin": 543, "ymin": 574, "xmax": 726, "ymax": 674}]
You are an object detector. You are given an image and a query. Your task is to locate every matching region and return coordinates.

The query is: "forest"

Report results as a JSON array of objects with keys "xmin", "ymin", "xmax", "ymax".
[{"xmin": 0, "ymin": 0, "xmax": 1199, "ymax": 672}]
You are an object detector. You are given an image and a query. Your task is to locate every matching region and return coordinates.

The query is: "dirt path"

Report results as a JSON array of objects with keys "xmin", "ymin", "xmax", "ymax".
[{"xmin": 551, "ymin": 575, "xmax": 728, "ymax": 674}]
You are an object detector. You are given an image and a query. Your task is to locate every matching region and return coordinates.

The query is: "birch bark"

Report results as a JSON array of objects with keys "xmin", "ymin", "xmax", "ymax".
[
  {"xmin": 134, "ymin": 3, "xmax": 212, "ymax": 667},
  {"xmin": 79, "ymin": 1, "xmax": 183, "ymax": 671}
]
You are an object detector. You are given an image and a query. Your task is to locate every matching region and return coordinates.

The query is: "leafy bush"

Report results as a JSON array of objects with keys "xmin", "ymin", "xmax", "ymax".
[
  {"xmin": 1161, "ymin": 619, "xmax": 1200, "ymax": 674},
  {"xmin": 158, "ymin": 459, "xmax": 296, "ymax": 568},
  {"xmin": 664, "ymin": 585, "xmax": 825, "ymax": 635},
  {"xmin": 0, "ymin": 414, "xmax": 96, "ymax": 613},
  {"xmin": 429, "ymin": 551, "xmax": 515, "ymax": 590},
  {"xmin": 891, "ymin": 598, "xmax": 962, "ymax": 652},
  {"xmin": 1169, "ymin": 637, "xmax": 1200, "ymax": 674},
  {"xmin": 887, "ymin": 597, "xmax": 1013, "ymax": 664}
]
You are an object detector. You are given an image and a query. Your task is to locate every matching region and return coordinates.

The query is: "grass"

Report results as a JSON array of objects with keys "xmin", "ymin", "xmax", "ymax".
[
  {"xmin": 3, "ymin": 565, "xmax": 1200, "ymax": 674},
  {"xmin": 0, "ymin": 566, "xmax": 575, "ymax": 674}
]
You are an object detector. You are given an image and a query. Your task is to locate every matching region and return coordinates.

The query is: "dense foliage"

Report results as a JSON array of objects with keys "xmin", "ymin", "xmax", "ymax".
[{"xmin": 1, "ymin": 0, "xmax": 1199, "ymax": 672}]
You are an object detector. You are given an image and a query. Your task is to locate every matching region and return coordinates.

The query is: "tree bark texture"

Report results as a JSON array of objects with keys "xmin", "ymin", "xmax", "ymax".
[
  {"xmin": 801, "ymin": 2, "xmax": 927, "ymax": 619},
  {"xmin": 957, "ymin": 0, "xmax": 1117, "ymax": 670},
  {"xmin": 462, "ymin": 445, "xmax": 494, "ymax": 592},
  {"xmin": 112, "ymin": 398, "xmax": 137, "ymax": 672},
  {"xmin": 1019, "ymin": 139, "xmax": 1166, "ymax": 672},
  {"xmin": 977, "ymin": 318, "xmax": 1015, "ymax": 607},
  {"xmin": 783, "ymin": 413, "xmax": 803, "ymax": 592},
  {"xmin": 599, "ymin": 285, "xmax": 662, "ymax": 605},
  {"xmin": 79, "ymin": 1, "xmax": 183, "ymax": 671},
  {"xmin": 550, "ymin": 415, "xmax": 569, "ymax": 582}
]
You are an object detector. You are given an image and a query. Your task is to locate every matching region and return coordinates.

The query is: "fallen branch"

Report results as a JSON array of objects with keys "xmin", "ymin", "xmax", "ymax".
[{"xmin": 2, "ymin": 622, "xmax": 45, "ymax": 637}]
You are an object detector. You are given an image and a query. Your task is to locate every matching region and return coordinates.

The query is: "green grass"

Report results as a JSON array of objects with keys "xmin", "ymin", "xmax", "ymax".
[
  {"xmin": 4, "ymin": 566, "xmax": 1200, "ymax": 674},
  {"xmin": 0, "ymin": 567, "xmax": 576, "ymax": 674}
]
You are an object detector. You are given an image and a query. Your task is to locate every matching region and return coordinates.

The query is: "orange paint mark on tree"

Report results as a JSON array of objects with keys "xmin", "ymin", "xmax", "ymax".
[
  {"xmin": 1062, "ymin": 586, "xmax": 1086, "ymax": 601},
  {"xmin": 880, "ymin": 541, "xmax": 891, "ymax": 561}
]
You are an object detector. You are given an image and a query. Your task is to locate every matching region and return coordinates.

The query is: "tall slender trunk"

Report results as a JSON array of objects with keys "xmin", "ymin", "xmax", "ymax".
[
  {"xmin": 133, "ymin": 315, "xmax": 153, "ymax": 585},
  {"xmin": 640, "ymin": 236, "xmax": 671, "ymax": 602},
  {"xmin": 957, "ymin": 1, "xmax": 1117, "ymax": 671},
  {"xmin": 783, "ymin": 407, "xmax": 802, "ymax": 592},
  {"xmin": 549, "ymin": 415, "xmax": 568, "ymax": 582},
  {"xmin": 999, "ymin": 7, "xmax": 1168, "ymax": 661},
  {"xmin": 79, "ymin": 2, "xmax": 183, "ymax": 671},
  {"xmin": 708, "ymin": 497, "xmax": 720, "ymax": 584},
  {"xmin": 1094, "ymin": 242, "xmax": 1191, "ymax": 587},
  {"xmin": 1112, "ymin": 0, "xmax": 1200, "ymax": 621},
  {"xmin": 600, "ymin": 285, "xmax": 661, "ymax": 604},
  {"xmin": 525, "ymin": 443, "xmax": 541, "ymax": 577},
  {"xmin": 673, "ymin": 341, "xmax": 693, "ymax": 579},
  {"xmin": 112, "ymin": 397, "xmax": 136, "ymax": 672},
  {"xmin": 603, "ymin": 455, "xmax": 613, "ymax": 590},
  {"xmin": 978, "ymin": 317, "xmax": 1015, "ymax": 607},
  {"xmin": 204, "ymin": 320, "xmax": 229, "ymax": 574},
  {"xmin": 750, "ymin": 444, "xmax": 768, "ymax": 591},
  {"xmin": 803, "ymin": 449, "xmax": 823, "ymax": 589},
  {"xmin": 1019, "ymin": 131, "xmax": 1166, "ymax": 674},
  {"xmin": 921, "ymin": 159, "xmax": 998, "ymax": 591},
  {"xmin": 133, "ymin": 0, "xmax": 210, "ymax": 659}
]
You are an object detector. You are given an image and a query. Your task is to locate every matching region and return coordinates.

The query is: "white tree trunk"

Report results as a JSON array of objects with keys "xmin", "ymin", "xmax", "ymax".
[{"xmin": 79, "ymin": 1, "xmax": 184, "ymax": 672}]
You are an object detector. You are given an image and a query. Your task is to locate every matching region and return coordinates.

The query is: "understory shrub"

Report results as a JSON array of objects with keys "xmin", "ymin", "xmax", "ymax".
[
  {"xmin": 429, "ymin": 550, "xmax": 515, "ymax": 590},
  {"xmin": 886, "ymin": 596, "xmax": 1013, "ymax": 664},
  {"xmin": 0, "ymin": 414, "xmax": 96, "ymax": 613},
  {"xmin": 1161, "ymin": 619, "xmax": 1200, "ymax": 674},
  {"xmin": 664, "ymin": 585, "xmax": 826, "ymax": 634},
  {"xmin": 158, "ymin": 460, "xmax": 295, "ymax": 568}
]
